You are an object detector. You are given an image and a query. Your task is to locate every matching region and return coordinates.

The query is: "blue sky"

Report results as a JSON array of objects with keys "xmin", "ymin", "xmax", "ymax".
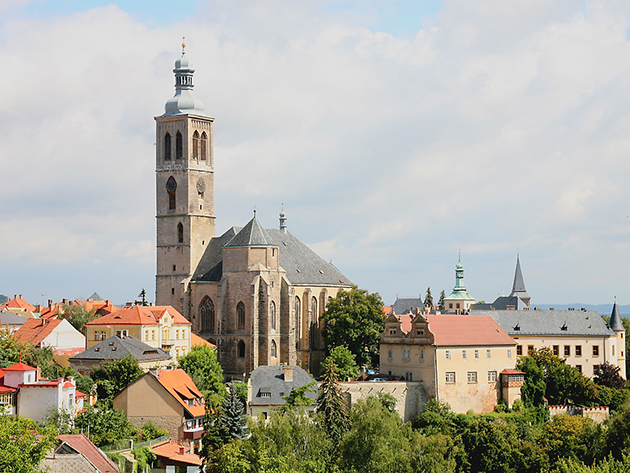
[{"xmin": 0, "ymin": 0, "xmax": 629, "ymax": 308}]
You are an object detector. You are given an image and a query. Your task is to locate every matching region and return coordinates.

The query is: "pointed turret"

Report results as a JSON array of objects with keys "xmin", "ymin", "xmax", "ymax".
[
  {"xmin": 609, "ymin": 298, "xmax": 624, "ymax": 332},
  {"xmin": 225, "ymin": 216, "xmax": 274, "ymax": 247},
  {"xmin": 444, "ymin": 256, "xmax": 476, "ymax": 314},
  {"xmin": 609, "ymin": 298, "xmax": 626, "ymax": 379},
  {"xmin": 509, "ymin": 254, "xmax": 530, "ymax": 309}
]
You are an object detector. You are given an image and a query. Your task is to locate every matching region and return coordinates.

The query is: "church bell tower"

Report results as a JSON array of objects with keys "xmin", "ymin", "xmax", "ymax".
[{"xmin": 155, "ymin": 43, "xmax": 215, "ymax": 316}]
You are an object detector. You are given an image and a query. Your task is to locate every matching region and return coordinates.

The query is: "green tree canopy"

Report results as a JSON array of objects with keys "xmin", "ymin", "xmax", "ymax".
[
  {"xmin": 0, "ymin": 415, "xmax": 57, "ymax": 473},
  {"xmin": 178, "ymin": 345, "xmax": 226, "ymax": 404},
  {"xmin": 90, "ymin": 356, "xmax": 143, "ymax": 407},
  {"xmin": 322, "ymin": 286, "xmax": 385, "ymax": 368},
  {"xmin": 438, "ymin": 290, "xmax": 446, "ymax": 311},
  {"xmin": 317, "ymin": 360, "xmax": 350, "ymax": 444},
  {"xmin": 74, "ymin": 407, "xmax": 138, "ymax": 447},
  {"xmin": 322, "ymin": 345, "xmax": 360, "ymax": 381},
  {"xmin": 425, "ymin": 287, "xmax": 434, "ymax": 309},
  {"xmin": 58, "ymin": 304, "xmax": 98, "ymax": 335}
]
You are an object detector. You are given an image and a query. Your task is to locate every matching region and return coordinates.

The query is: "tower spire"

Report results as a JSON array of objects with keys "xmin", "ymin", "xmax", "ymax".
[
  {"xmin": 279, "ymin": 203, "xmax": 287, "ymax": 233},
  {"xmin": 610, "ymin": 297, "xmax": 624, "ymax": 331},
  {"xmin": 509, "ymin": 253, "xmax": 530, "ymax": 308},
  {"xmin": 163, "ymin": 41, "xmax": 206, "ymax": 116}
]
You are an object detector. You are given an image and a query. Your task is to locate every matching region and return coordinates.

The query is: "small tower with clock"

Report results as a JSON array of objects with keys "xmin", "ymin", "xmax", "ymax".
[{"xmin": 155, "ymin": 42, "xmax": 215, "ymax": 315}]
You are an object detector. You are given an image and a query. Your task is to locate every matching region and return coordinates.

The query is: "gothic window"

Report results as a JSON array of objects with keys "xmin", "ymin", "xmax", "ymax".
[
  {"xmin": 238, "ymin": 340, "xmax": 245, "ymax": 358},
  {"xmin": 271, "ymin": 340, "xmax": 277, "ymax": 358},
  {"xmin": 309, "ymin": 296, "xmax": 318, "ymax": 348},
  {"xmin": 200, "ymin": 297, "xmax": 215, "ymax": 332},
  {"xmin": 192, "ymin": 131, "xmax": 199, "ymax": 159},
  {"xmin": 270, "ymin": 301, "xmax": 276, "ymax": 331},
  {"xmin": 294, "ymin": 296, "xmax": 301, "ymax": 344},
  {"xmin": 175, "ymin": 131, "xmax": 183, "ymax": 159},
  {"xmin": 166, "ymin": 176, "xmax": 177, "ymax": 210},
  {"xmin": 311, "ymin": 296, "xmax": 318, "ymax": 321},
  {"xmin": 201, "ymin": 132, "xmax": 207, "ymax": 160},
  {"xmin": 237, "ymin": 302, "xmax": 246, "ymax": 330},
  {"xmin": 164, "ymin": 133, "xmax": 171, "ymax": 161},
  {"xmin": 178, "ymin": 222, "xmax": 184, "ymax": 243}
]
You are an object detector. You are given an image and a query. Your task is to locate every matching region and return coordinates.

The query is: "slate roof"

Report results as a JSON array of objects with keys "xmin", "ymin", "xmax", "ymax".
[
  {"xmin": 392, "ymin": 297, "xmax": 423, "ymax": 314},
  {"xmin": 69, "ymin": 336, "xmax": 171, "ymax": 363},
  {"xmin": 0, "ymin": 310, "xmax": 28, "ymax": 327},
  {"xmin": 511, "ymin": 256, "xmax": 527, "ymax": 294},
  {"xmin": 194, "ymin": 221, "xmax": 352, "ymax": 287},
  {"xmin": 609, "ymin": 302, "xmax": 624, "ymax": 332},
  {"xmin": 249, "ymin": 365, "xmax": 317, "ymax": 406},
  {"xmin": 426, "ymin": 315, "xmax": 515, "ymax": 346},
  {"xmin": 471, "ymin": 310, "xmax": 615, "ymax": 337}
]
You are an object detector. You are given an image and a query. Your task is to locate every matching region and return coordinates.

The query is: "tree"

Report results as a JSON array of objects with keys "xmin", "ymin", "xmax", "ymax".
[
  {"xmin": 425, "ymin": 287, "xmax": 434, "ymax": 310},
  {"xmin": 222, "ymin": 387, "xmax": 248, "ymax": 441},
  {"xmin": 58, "ymin": 304, "xmax": 98, "ymax": 335},
  {"xmin": 90, "ymin": 356, "xmax": 143, "ymax": 407},
  {"xmin": 139, "ymin": 421, "xmax": 168, "ymax": 441},
  {"xmin": 74, "ymin": 407, "xmax": 138, "ymax": 447},
  {"xmin": 178, "ymin": 345, "xmax": 226, "ymax": 404},
  {"xmin": 594, "ymin": 361, "xmax": 626, "ymax": 389},
  {"xmin": 138, "ymin": 288, "xmax": 149, "ymax": 306},
  {"xmin": 438, "ymin": 290, "xmax": 446, "ymax": 311},
  {"xmin": 0, "ymin": 415, "xmax": 57, "ymax": 473},
  {"xmin": 317, "ymin": 360, "xmax": 350, "ymax": 444},
  {"xmin": 322, "ymin": 286, "xmax": 385, "ymax": 367},
  {"xmin": 0, "ymin": 325, "xmax": 55, "ymax": 372},
  {"xmin": 282, "ymin": 381, "xmax": 316, "ymax": 411},
  {"xmin": 322, "ymin": 345, "xmax": 360, "ymax": 381}
]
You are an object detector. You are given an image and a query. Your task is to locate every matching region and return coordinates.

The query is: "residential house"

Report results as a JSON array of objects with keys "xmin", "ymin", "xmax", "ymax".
[
  {"xmin": 0, "ymin": 361, "xmax": 83, "ymax": 422},
  {"xmin": 41, "ymin": 434, "xmax": 119, "ymax": 473},
  {"xmin": 247, "ymin": 365, "xmax": 318, "ymax": 419},
  {"xmin": 150, "ymin": 440, "xmax": 203, "ymax": 473},
  {"xmin": 113, "ymin": 368, "xmax": 205, "ymax": 447},
  {"xmin": 85, "ymin": 306, "xmax": 192, "ymax": 360},
  {"xmin": 0, "ymin": 294, "xmax": 36, "ymax": 313},
  {"xmin": 380, "ymin": 312, "xmax": 521, "ymax": 413},
  {"xmin": 69, "ymin": 335, "xmax": 172, "ymax": 375},
  {"xmin": 13, "ymin": 318, "xmax": 86, "ymax": 367}
]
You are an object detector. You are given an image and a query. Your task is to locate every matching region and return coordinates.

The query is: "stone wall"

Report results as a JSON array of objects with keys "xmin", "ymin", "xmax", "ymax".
[
  {"xmin": 337, "ymin": 381, "xmax": 428, "ymax": 422},
  {"xmin": 548, "ymin": 405, "xmax": 609, "ymax": 423}
]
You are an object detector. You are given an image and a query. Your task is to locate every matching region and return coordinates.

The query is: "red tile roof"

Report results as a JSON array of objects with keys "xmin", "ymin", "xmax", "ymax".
[
  {"xmin": 151, "ymin": 440, "xmax": 203, "ymax": 466},
  {"xmin": 86, "ymin": 306, "xmax": 191, "ymax": 327},
  {"xmin": 13, "ymin": 318, "xmax": 63, "ymax": 347},
  {"xmin": 394, "ymin": 313, "xmax": 414, "ymax": 334},
  {"xmin": 426, "ymin": 315, "xmax": 515, "ymax": 346},
  {"xmin": 500, "ymin": 369, "xmax": 526, "ymax": 375},
  {"xmin": 59, "ymin": 434, "xmax": 119, "ymax": 473},
  {"xmin": 0, "ymin": 296, "xmax": 36, "ymax": 312},
  {"xmin": 154, "ymin": 369, "xmax": 205, "ymax": 417},
  {"xmin": 2, "ymin": 361, "xmax": 36, "ymax": 371},
  {"xmin": 191, "ymin": 332, "xmax": 215, "ymax": 348},
  {"xmin": 383, "ymin": 306, "xmax": 393, "ymax": 316}
]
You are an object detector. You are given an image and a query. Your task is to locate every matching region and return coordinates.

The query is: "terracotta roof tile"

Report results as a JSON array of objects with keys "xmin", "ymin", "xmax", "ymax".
[
  {"xmin": 426, "ymin": 315, "xmax": 515, "ymax": 346},
  {"xmin": 151, "ymin": 441, "xmax": 203, "ymax": 466},
  {"xmin": 58, "ymin": 434, "xmax": 120, "ymax": 473},
  {"xmin": 13, "ymin": 318, "xmax": 62, "ymax": 346},
  {"xmin": 0, "ymin": 296, "xmax": 36, "ymax": 312},
  {"xmin": 191, "ymin": 332, "xmax": 215, "ymax": 348},
  {"xmin": 2, "ymin": 361, "xmax": 36, "ymax": 371},
  {"xmin": 154, "ymin": 369, "xmax": 205, "ymax": 417},
  {"xmin": 86, "ymin": 306, "xmax": 191, "ymax": 326}
]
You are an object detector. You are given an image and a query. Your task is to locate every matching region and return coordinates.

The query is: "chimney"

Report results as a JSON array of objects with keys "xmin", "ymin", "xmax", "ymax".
[
  {"xmin": 283, "ymin": 364, "xmax": 293, "ymax": 382},
  {"xmin": 179, "ymin": 446, "xmax": 185, "ymax": 455},
  {"xmin": 36, "ymin": 366, "xmax": 41, "ymax": 381},
  {"xmin": 48, "ymin": 299, "xmax": 53, "ymax": 308},
  {"xmin": 18, "ymin": 294, "xmax": 22, "ymax": 299},
  {"xmin": 62, "ymin": 298, "xmax": 68, "ymax": 305}
]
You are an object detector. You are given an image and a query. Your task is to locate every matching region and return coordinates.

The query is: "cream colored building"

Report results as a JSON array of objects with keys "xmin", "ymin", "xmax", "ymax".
[
  {"xmin": 380, "ymin": 312, "xmax": 521, "ymax": 413},
  {"xmin": 85, "ymin": 306, "xmax": 192, "ymax": 360},
  {"xmin": 153, "ymin": 48, "xmax": 352, "ymax": 377}
]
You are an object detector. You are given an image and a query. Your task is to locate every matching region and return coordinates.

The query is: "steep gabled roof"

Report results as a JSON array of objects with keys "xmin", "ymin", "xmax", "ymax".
[
  {"xmin": 70, "ymin": 336, "xmax": 171, "ymax": 363},
  {"xmin": 392, "ymin": 297, "xmax": 423, "ymax": 314},
  {"xmin": 57, "ymin": 434, "xmax": 119, "ymax": 473},
  {"xmin": 85, "ymin": 306, "xmax": 190, "ymax": 326},
  {"xmin": 511, "ymin": 255, "xmax": 527, "ymax": 294},
  {"xmin": 426, "ymin": 315, "xmax": 515, "ymax": 346},
  {"xmin": 13, "ymin": 318, "xmax": 63, "ymax": 346},
  {"xmin": 153, "ymin": 369, "xmax": 205, "ymax": 417},
  {"xmin": 0, "ymin": 310, "xmax": 28, "ymax": 326},
  {"xmin": 151, "ymin": 440, "xmax": 203, "ymax": 466},
  {"xmin": 0, "ymin": 296, "xmax": 36, "ymax": 312},
  {"xmin": 249, "ymin": 365, "xmax": 317, "ymax": 406}
]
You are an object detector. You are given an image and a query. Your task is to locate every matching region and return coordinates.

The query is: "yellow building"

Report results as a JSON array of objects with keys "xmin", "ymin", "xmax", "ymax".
[
  {"xmin": 85, "ymin": 306, "xmax": 192, "ymax": 360},
  {"xmin": 380, "ymin": 312, "xmax": 521, "ymax": 413}
]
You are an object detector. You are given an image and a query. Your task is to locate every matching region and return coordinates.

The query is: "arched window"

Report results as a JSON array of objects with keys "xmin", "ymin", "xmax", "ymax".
[
  {"xmin": 238, "ymin": 340, "xmax": 245, "ymax": 358},
  {"xmin": 177, "ymin": 222, "xmax": 184, "ymax": 243},
  {"xmin": 201, "ymin": 132, "xmax": 207, "ymax": 160},
  {"xmin": 192, "ymin": 131, "xmax": 199, "ymax": 159},
  {"xmin": 311, "ymin": 296, "xmax": 318, "ymax": 322},
  {"xmin": 164, "ymin": 133, "xmax": 171, "ymax": 161},
  {"xmin": 294, "ymin": 296, "xmax": 301, "ymax": 341},
  {"xmin": 166, "ymin": 176, "xmax": 177, "ymax": 210},
  {"xmin": 271, "ymin": 340, "xmax": 277, "ymax": 358},
  {"xmin": 270, "ymin": 301, "xmax": 276, "ymax": 331},
  {"xmin": 237, "ymin": 302, "xmax": 245, "ymax": 330},
  {"xmin": 175, "ymin": 131, "xmax": 183, "ymax": 159},
  {"xmin": 200, "ymin": 297, "xmax": 215, "ymax": 332}
]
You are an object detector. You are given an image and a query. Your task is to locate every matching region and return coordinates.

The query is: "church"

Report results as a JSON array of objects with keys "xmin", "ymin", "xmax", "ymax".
[{"xmin": 154, "ymin": 46, "xmax": 353, "ymax": 378}]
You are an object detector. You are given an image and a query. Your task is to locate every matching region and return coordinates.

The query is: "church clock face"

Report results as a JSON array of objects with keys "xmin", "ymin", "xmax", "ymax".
[
  {"xmin": 166, "ymin": 176, "xmax": 177, "ymax": 193},
  {"xmin": 196, "ymin": 178, "xmax": 206, "ymax": 194}
]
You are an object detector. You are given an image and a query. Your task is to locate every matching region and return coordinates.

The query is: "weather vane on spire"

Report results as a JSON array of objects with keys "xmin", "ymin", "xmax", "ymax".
[{"xmin": 182, "ymin": 37, "xmax": 186, "ymax": 54}]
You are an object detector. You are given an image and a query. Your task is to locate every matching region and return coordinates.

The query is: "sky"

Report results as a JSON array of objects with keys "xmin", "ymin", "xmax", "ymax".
[{"xmin": 0, "ymin": 0, "xmax": 629, "ymax": 308}]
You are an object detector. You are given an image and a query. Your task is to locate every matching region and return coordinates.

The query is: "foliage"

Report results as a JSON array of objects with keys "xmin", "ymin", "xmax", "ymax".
[
  {"xmin": 0, "ymin": 415, "xmax": 57, "ymax": 473},
  {"xmin": 542, "ymin": 414, "xmax": 602, "ymax": 469},
  {"xmin": 376, "ymin": 391, "xmax": 397, "ymax": 413},
  {"xmin": 438, "ymin": 290, "xmax": 446, "ymax": 311},
  {"xmin": 177, "ymin": 345, "xmax": 226, "ymax": 403},
  {"xmin": 322, "ymin": 345, "xmax": 360, "ymax": 381},
  {"xmin": 201, "ymin": 405, "xmax": 229, "ymax": 460},
  {"xmin": 58, "ymin": 304, "xmax": 98, "ymax": 334},
  {"xmin": 230, "ymin": 381, "xmax": 248, "ymax": 407},
  {"xmin": 132, "ymin": 446, "xmax": 156, "ymax": 472},
  {"xmin": 425, "ymin": 287, "xmax": 434, "ymax": 309},
  {"xmin": 518, "ymin": 355, "xmax": 547, "ymax": 407},
  {"xmin": 604, "ymin": 406, "xmax": 630, "ymax": 459},
  {"xmin": 138, "ymin": 288, "xmax": 149, "ymax": 306},
  {"xmin": 322, "ymin": 286, "xmax": 385, "ymax": 368},
  {"xmin": 594, "ymin": 361, "xmax": 626, "ymax": 389},
  {"xmin": 222, "ymin": 388, "xmax": 248, "ymax": 441},
  {"xmin": 74, "ymin": 407, "xmax": 138, "ymax": 446},
  {"xmin": 44, "ymin": 406, "xmax": 75, "ymax": 435},
  {"xmin": 90, "ymin": 356, "xmax": 143, "ymax": 407},
  {"xmin": 205, "ymin": 441, "xmax": 251, "ymax": 473},
  {"xmin": 0, "ymin": 325, "xmax": 55, "ymax": 372},
  {"xmin": 553, "ymin": 455, "xmax": 630, "ymax": 473},
  {"xmin": 282, "ymin": 381, "xmax": 316, "ymax": 411},
  {"xmin": 317, "ymin": 360, "xmax": 350, "ymax": 444},
  {"xmin": 138, "ymin": 421, "xmax": 168, "ymax": 441}
]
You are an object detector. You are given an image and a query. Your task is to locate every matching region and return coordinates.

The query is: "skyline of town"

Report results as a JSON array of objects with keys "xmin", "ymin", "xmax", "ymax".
[{"xmin": 1, "ymin": 1, "xmax": 629, "ymax": 306}]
